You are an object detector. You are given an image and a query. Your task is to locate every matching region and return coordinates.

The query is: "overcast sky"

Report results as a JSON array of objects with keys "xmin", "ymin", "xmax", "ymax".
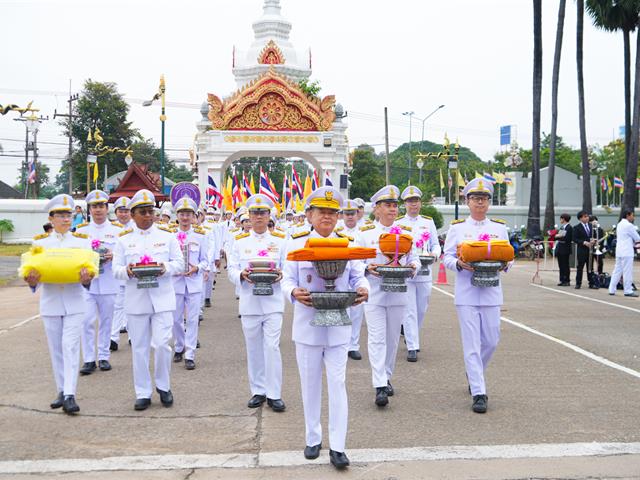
[{"xmin": 0, "ymin": 0, "xmax": 628, "ymax": 187}]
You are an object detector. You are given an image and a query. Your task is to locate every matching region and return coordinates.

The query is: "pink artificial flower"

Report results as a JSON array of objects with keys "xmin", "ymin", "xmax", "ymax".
[
  {"xmin": 416, "ymin": 239, "xmax": 424, "ymax": 249},
  {"xmin": 91, "ymin": 239, "xmax": 101, "ymax": 249},
  {"xmin": 139, "ymin": 255, "xmax": 154, "ymax": 265},
  {"xmin": 478, "ymin": 233, "xmax": 491, "ymax": 242},
  {"xmin": 257, "ymin": 249, "xmax": 269, "ymax": 257},
  {"xmin": 420, "ymin": 231, "xmax": 431, "ymax": 242},
  {"xmin": 177, "ymin": 231, "xmax": 187, "ymax": 246},
  {"xmin": 389, "ymin": 226, "xmax": 402, "ymax": 235}
]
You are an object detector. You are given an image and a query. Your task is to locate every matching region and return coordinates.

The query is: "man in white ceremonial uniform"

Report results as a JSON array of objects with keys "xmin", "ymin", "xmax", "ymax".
[
  {"xmin": 281, "ymin": 187, "xmax": 369, "ymax": 469},
  {"xmin": 110, "ymin": 196, "xmax": 134, "ymax": 350},
  {"xmin": 608, "ymin": 209, "xmax": 640, "ymax": 297},
  {"xmin": 395, "ymin": 186, "xmax": 441, "ymax": 362},
  {"xmin": 336, "ymin": 199, "xmax": 365, "ymax": 361},
  {"xmin": 113, "ymin": 189, "xmax": 184, "ymax": 411},
  {"xmin": 443, "ymin": 178, "xmax": 509, "ymax": 413},
  {"xmin": 77, "ymin": 190, "xmax": 122, "ymax": 374},
  {"xmin": 25, "ymin": 194, "xmax": 94, "ymax": 414},
  {"xmin": 202, "ymin": 207, "xmax": 222, "ymax": 308},
  {"xmin": 171, "ymin": 197, "xmax": 209, "ymax": 369},
  {"xmin": 359, "ymin": 185, "xmax": 419, "ymax": 407},
  {"xmin": 228, "ymin": 194, "xmax": 288, "ymax": 412}
]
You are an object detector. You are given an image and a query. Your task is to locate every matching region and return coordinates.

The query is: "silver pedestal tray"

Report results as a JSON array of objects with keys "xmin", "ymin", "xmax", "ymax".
[
  {"xmin": 247, "ymin": 270, "xmax": 279, "ymax": 295},
  {"xmin": 376, "ymin": 265, "xmax": 414, "ymax": 292},
  {"xmin": 418, "ymin": 255, "xmax": 436, "ymax": 276},
  {"xmin": 469, "ymin": 261, "xmax": 505, "ymax": 287},
  {"xmin": 131, "ymin": 264, "xmax": 163, "ymax": 289},
  {"xmin": 309, "ymin": 259, "xmax": 354, "ymax": 327},
  {"xmin": 309, "ymin": 291, "xmax": 356, "ymax": 326}
]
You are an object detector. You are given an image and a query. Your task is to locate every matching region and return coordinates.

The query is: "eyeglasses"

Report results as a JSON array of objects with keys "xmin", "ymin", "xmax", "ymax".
[
  {"xmin": 52, "ymin": 213, "xmax": 72, "ymax": 219},
  {"xmin": 468, "ymin": 196, "xmax": 490, "ymax": 203}
]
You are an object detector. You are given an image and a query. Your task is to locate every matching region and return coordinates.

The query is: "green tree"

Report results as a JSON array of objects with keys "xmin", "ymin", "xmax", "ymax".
[
  {"xmin": 349, "ymin": 145, "xmax": 386, "ymax": 200},
  {"xmin": 298, "ymin": 78, "xmax": 321, "ymax": 98},
  {"xmin": 0, "ymin": 219, "xmax": 14, "ymax": 243},
  {"xmin": 15, "ymin": 160, "xmax": 50, "ymax": 199},
  {"xmin": 577, "ymin": 0, "xmax": 593, "ymax": 212}
]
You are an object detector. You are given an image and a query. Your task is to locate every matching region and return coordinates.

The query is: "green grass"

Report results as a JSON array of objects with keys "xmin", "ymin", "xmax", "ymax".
[{"xmin": 0, "ymin": 244, "xmax": 30, "ymax": 256}]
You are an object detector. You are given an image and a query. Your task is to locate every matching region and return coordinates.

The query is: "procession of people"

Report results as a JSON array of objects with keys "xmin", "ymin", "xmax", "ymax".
[{"xmin": 20, "ymin": 178, "xmax": 638, "ymax": 470}]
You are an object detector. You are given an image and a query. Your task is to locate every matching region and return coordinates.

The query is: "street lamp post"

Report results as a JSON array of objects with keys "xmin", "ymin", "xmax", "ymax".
[
  {"xmin": 143, "ymin": 75, "xmax": 166, "ymax": 195},
  {"xmin": 420, "ymin": 104, "xmax": 446, "ymax": 144},
  {"xmin": 402, "ymin": 111, "xmax": 414, "ymax": 183}
]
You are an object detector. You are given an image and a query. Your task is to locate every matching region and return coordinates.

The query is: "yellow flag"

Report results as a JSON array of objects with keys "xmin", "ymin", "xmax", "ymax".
[
  {"xmin": 457, "ymin": 170, "xmax": 466, "ymax": 187},
  {"xmin": 439, "ymin": 169, "xmax": 445, "ymax": 189},
  {"xmin": 223, "ymin": 176, "xmax": 233, "ymax": 212},
  {"xmin": 93, "ymin": 161, "xmax": 99, "ymax": 183},
  {"xmin": 250, "ymin": 175, "xmax": 256, "ymax": 195},
  {"xmin": 494, "ymin": 172, "xmax": 505, "ymax": 184},
  {"xmin": 303, "ymin": 174, "xmax": 312, "ymax": 200},
  {"xmin": 475, "ymin": 171, "xmax": 483, "ymax": 179}
]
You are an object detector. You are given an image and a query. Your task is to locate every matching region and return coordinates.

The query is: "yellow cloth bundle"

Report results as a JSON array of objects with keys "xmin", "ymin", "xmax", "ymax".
[
  {"xmin": 287, "ymin": 237, "xmax": 376, "ymax": 261},
  {"xmin": 458, "ymin": 240, "xmax": 514, "ymax": 263},
  {"xmin": 19, "ymin": 246, "xmax": 100, "ymax": 283}
]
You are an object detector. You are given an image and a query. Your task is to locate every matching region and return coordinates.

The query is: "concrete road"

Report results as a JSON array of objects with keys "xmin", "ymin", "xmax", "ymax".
[{"xmin": 0, "ymin": 258, "xmax": 639, "ymax": 479}]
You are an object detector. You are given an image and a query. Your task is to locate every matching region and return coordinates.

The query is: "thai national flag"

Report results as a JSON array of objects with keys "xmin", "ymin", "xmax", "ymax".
[
  {"xmin": 27, "ymin": 158, "xmax": 36, "ymax": 184},
  {"xmin": 291, "ymin": 165, "xmax": 303, "ymax": 198},
  {"xmin": 232, "ymin": 174, "xmax": 243, "ymax": 207},
  {"xmin": 636, "ymin": 178, "xmax": 640, "ymax": 190},
  {"xmin": 503, "ymin": 176, "xmax": 513, "ymax": 185},
  {"xmin": 242, "ymin": 172, "xmax": 252, "ymax": 200},
  {"xmin": 483, "ymin": 172, "xmax": 496, "ymax": 184},
  {"xmin": 283, "ymin": 174, "xmax": 292, "ymax": 210},
  {"xmin": 614, "ymin": 176, "xmax": 624, "ymax": 188},
  {"xmin": 207, "ymin": 175, "xmax": 223, "ymax": 207},
  {"xmin": 601, "ymin": 177, "xmax": 607, "ymax": 191},
  {"xmin": 259, "ymin": 167, "xmax": 279, "ymax": 203},
  {"xmin": 324, "ymin": 170, "xmax": 333, "ymax": 186},
  {"xmin": 311, "ymin": 169, "xmax": 320, "ymax": 191}
]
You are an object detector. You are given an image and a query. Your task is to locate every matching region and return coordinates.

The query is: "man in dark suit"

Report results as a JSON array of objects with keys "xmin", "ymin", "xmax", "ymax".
[
  {"xmin": 573, "ymin": 210, "xmax": 597, "ymax": 289},
  {"xmin": 555, "ymin": 213, "xmax": 573, "ymax": 286}
]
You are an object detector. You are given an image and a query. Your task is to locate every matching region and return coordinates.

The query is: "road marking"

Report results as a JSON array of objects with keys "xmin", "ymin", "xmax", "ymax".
[
  {"xmin": 530, "ymin": 283, "xmax": 640, "ymax": 314},
  {"xmin": 0, "ymin": 314, "xmax": 39, "ymax": 337},
  {"xmin": 432, "ymin": 286, "xmax": 640, "ymax": 380},
  {"xmin": 1, "ymin": 442, "xmax": 639, "ymax": 473}
]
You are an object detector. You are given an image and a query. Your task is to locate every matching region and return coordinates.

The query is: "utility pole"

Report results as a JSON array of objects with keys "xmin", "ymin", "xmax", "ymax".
[
  {"xmin": 54, "ymin": 82, "xmax": 79, "ymax": 195},
  {"xmin": 14, "ymin": 113, "xmax": 48, "ymax": 198},
  {"xmin": 384, "ymin": 107, "xmax": 390, "ymax": 184}
]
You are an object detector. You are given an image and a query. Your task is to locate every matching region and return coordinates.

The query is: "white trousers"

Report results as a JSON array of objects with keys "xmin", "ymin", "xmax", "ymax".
[
  {"xmin": 403, "ymin": 281, "xmax": 432, "ymax": 351},
  {"xmin": 364, "ymin": 304, "xmax": 405, "ymax": 388},
  {"xmin": 82, "ymin": 293, "xmax": 116, "ymax": 363},
  {"xmin": 456, "ymin": 305, "xmax": 501, "ymax": 396},
  {"xmin": 127, "ymin": 311, "xmax": 173, "ymax": 399},
  {"xmin": 42, "ymin": 313, "xmax": 83, "ymax": 395},
  {"xmin": 111, "ymin": 285, "xmax": 126, "ymax": 343},
  {"xmin": 348, "ymin": 304, "xmax": 364, "ymax": 352},
  {"xmin": 609, "ymin": 256, "xmax": 635, "ymax": 295},
  {"xmin": 295, "ymin": 342, "xmax": 348, "ymax": 452},
  {"xmin": 241, "ymin": 313, "xmax": 283, "ymax": 399},
  {"xmin": 173, "ymin": 293, "xmax": 201, "ymax": 360}
]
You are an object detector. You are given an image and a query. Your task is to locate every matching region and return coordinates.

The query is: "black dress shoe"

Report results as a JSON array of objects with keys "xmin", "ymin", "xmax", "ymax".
[
  {"xmin": 247, "ymin": 394, "xmax": 266, "ymax": 408},
  {"xmin": 134, "ymin": 398, "xmax": 151, "ymax": 411},
  {"xmin": 156, "ymin": 388, "xmax": 173, "ymax": 407},
  {"xmin": 303, "ymin": 443, "xmax": 321, "ymax": 460},
  {"xmin": 329, "ymin": 450, "xmax": 350, "ymax": 469},
  {"xmin": 375, "ymin": 387, "xmax": 388, "ymax": 407},
  {"xmin": 62, "ymin": 395, "xmax": 80, "ymax": 414},
  {"xmin": 347, "ymin": 350, "xmax": 362, "ymax": 360},
  {"xmin": 173, "ymin": 351, "xmax": 183, "ymax": 363},
  {"xmin": 267, "ymin": 398, "xmax": 286, "ymax": 412},
  {"xmin": 109, "ymin": 340, "xmax": 118, "ymax": 351},
  {"xmin": 472, "ymin": 394, "xmax": 488, "ymax": 413},
  {"xmin": 196, "ymin": 340, "xmax": 200, "ymax": 348},
  {"xmin": 574, "ymin": 285, "xmax": 581, "ymax": 290},
  {"xmin": 98, "ymin": 360, "xmax": 111, "ymax": 371},
  {"xmin": 205, "ymin": 298, "xmax": 211, "ymax": 307},
  {"xmin": 50, "ymin": 392, "xmax": 64, "ymax": 409},
  {"xmin": 557, "ymin": 282, "xmax": 570, "ymax": 286},
  {"xmin": 185, "ymin": 359, "xmax": 195, "ymax": 370},
  {"xmin": 79, "ymin": 361, "xmax": 96, "ymax": 375},
  {"xmin": 589, "ymin": 285, "xmax": 599, "ymax": 289},
  {"xmin": 407, "ymin": 350, "xmax": 418, "ymax": 362},
  {"xmin": 385, "ymin": 381, "xmax": 394, "ymax": 396}
]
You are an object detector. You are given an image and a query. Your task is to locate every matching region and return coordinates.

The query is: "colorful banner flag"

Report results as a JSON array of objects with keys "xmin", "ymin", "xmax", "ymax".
[
  {"xmin": 483, "ymin": 172, "xmax": 496, "ymax": 184},
  {"xmin": 232, "ymin": 174, "xmax": 243, "ymax": 207},
  {"xmin": 493, "ymin": 172, "xmax": 505, "ymax": 184},
  {"xmin": 291, "ymin": 164, "xmax": 303, "ymax": 198},
  {"xmin": 614, "ymin": 176, "xmax": 624, "ymax": 188},
  {"xmin": 242, "ymin": 172, "xmax": 252, "ymax": 201},
  {"xmin": 282, "ymin": 174, "xmax": 292, "ymax": 211},
  {"xmin": 636, "ymin": 178, "xmax": 640, "ymax": 190},
  {"xmin": 311, "ymin": 169, "xmax": 320, "ymax": 191},
  {"xmin": 303, "ymin": 173, "xmax": 313, "ymax": 200},
  {"xmin": 601, "ymin": 177, "xmax": 607, "ymax": 191},
  {"xmin": 324, "ymin": 170, "xmax": 333, "ymax": 186},
  {"xmin": 206, "ymin": 175, "xmax": 223, "ymax": 207},
  {"xmin": 249, "ymin": 175, "xmax": 256, "ymax": 195},
  {"xmin": 503, "ymin": 175, "xmax": 513, "ymax": 185},
  {"xmin": 439, "ymin": 169, "xmax": 445, "ymax": 189},
  {"xmin": 259, "ymin": 167, "xmax": 279, "ymax": 203}
]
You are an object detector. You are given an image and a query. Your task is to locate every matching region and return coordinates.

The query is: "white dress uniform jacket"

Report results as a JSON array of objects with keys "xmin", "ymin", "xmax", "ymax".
[{"xmin": 608, "ymin": 218, "xmax": 640, "ymax": 295}]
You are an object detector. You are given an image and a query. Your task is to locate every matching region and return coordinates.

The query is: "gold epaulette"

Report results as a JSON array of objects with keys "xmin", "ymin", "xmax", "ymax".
[
  {"xmin": 111, "ymin": 221, "xmax": 124, "ymax": 228},
  {"xmin": 335, "ymin": 226, "xmax": 344, "ymax": 232},
  {"xmin": 75, "ymin": 222, "xmax": 89, "ymax": 229},
  {"xmin": 33, "ymin": 232, "xmax": 50, "ymax": 240},
  {"xmin": 365, "ymin": 219, "xmax": 373, "ymax": 224},
  {"xmin": 235, "ymin": 232, "xmax": 250, "ymax": 240},
  {"xmin": 72, "ymin": 232, "xmax": 89, "ymax": 239},
  {"xmin": 200, "ymin": 225, "xmax": 212, "ymax": 230},
  {"xmin": 398, "ymin": 224, "xmax": 412, "ymax": 232},
  {"xmin": 275, "ymin": 227, "xmax": 285, "ymax": 232},
  {"xmin": 451, "ymin": 219, "xmax": 465, "ymax": 225},
  {"xmin": 271, "ymin": 231, "xmax": 286, "ymax": 239},
  {"xmin": 230, "ymin": 227, "xmax": 240, "ymax": 233},
  {"xmin": 157, "ymin": 225, "xmax": 175, "ymax": 233},
  {"xmin": 336, "ymin": 231, "xmax": 354, "ymax": 242},
  {"xmin": 119, "ymin": 228, "xmax": 133, "ymax": 237},
  {"xmin": 421, "ymin": 215, "xmax": 433, "ymax": 220},
  {"xmin": 359, "ymin": 224, "xmax": 375, "ymax": 232},
  {"xmin": 193, "ymin": 227, "xmax": 206, "ymax": 235},
  {"xmin": 491, "ymin": 218, "xmax": 506, "ymax": 224},
  {"xmin": 395, "ymin": 215, "xmax": 405, "ymax": 221},
  {"xmin": 291, "ymin": 230, "xmax": 310, "ymax": 239}
]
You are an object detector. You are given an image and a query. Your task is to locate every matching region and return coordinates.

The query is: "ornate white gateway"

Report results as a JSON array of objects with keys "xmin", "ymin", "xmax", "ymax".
[{"xmin": 195, "ymin": 0, "xmax": 349, "ymax": 200}]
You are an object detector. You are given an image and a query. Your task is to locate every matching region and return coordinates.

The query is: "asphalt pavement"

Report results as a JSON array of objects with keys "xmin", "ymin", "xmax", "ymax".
[{"xmin": 0, "ymin": 258, "xmax": 639, "ymax": 479}]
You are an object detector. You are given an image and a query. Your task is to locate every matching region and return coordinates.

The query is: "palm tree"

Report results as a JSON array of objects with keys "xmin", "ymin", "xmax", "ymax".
[
  {"xmin": 628, "ymin": 22, "xmax": 640, "ymax": 213},
  {"xmin": 577, "ymin": 0, "xmax": 593, "ymax": 212},
  {"xmin": 528, "ymin": 0, "xmax": 543, "ymax": 239},
  {"xmin": 544, "ymin": 0, "xmax": 567, "ymax": 232}
]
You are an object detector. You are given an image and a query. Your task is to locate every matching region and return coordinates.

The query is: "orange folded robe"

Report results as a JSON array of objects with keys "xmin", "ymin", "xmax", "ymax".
[
  {"xmin": 458, "ymin": 240, "xmax": 515, "ymax": 263},
  {"xmin": 287, "ymin": 237, "xmax": 377, "ymax": 261},
  {"xmin": 379, "ymin": 233, "xmax": 413, "ymax": 258}
]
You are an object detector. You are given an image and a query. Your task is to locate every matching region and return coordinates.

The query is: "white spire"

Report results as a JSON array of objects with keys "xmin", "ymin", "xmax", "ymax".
[{"xmin": 253, "ymin": 0, "xmax": 291, "ymax": 40}]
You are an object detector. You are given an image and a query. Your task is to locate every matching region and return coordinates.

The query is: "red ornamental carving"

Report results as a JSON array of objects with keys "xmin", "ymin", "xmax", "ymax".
[{"xmin": 258, "ymin": 40, "xmax": 285, "ymax": 65}]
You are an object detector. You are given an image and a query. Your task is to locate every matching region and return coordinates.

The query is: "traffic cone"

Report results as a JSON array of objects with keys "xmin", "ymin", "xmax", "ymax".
[{"xmin": 436, "ymin": 258, "xmax": 448, "ymax": 285}]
